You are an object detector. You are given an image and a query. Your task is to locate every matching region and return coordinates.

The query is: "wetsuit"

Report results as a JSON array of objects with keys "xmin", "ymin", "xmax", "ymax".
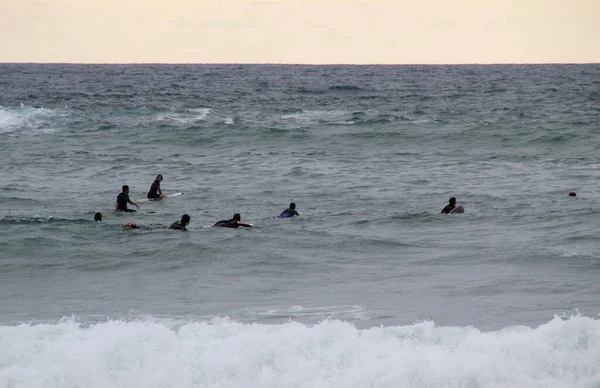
[
  {"xmin": 168, "ymin": 221, "xmax": 187, "ymax": 231},
  {"xmin": 116, "ymin": 192, "xmax": 136, "ymax": 212},
  {"xmin": 441, "ymin": 204, "xmax": 456, "ymax": 214},
  {"xmin": 147, "ymin": 180, "xmax": 161, "ymax": 199},
  {"xmin": 213, "ymin": 219, "xmax": 252, "ymax": 228},
  {"xmin": 279, "ymin": 208, "xmax": 299, "ymax": 218}
]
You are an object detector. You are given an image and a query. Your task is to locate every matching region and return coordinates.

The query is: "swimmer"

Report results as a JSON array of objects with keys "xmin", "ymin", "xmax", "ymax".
[
  {"xmin": 441, "ymin": 197, "xmax": 457, "ymax": 214},
  {"xmin": 115, "ymin": 185, "xmax": 139, "ymax": 212},
  {"xmin": 213, "ymin": 213, "xmax": 253, "ymax": 228},
  {"xmin": 94, "ymin": 212, "xmax": 102, "ymax": 222},
  {"xmin": 279, "ymin": 202, "xmax": 299, "ymax": 218},
  {"xmin": 169, "ymin": 214, "xmax": 191, "ymax": 231},
  {"xmin": 147, "ymin": 174, "xmax": 166, "ymax": 199}
]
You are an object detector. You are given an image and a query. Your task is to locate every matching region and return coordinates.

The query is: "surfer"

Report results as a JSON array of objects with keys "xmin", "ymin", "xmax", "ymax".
[
  {"xmin": 94, "ymin": 212, "xmax": 102, "ymax": 222},
  {"xmin": 147, "ymin": 174, "xmax": 166, "ymax": 199},
  {"xmin": 169, "ymin": 214, "xmax": 191, "ymax": 231},
  {"xmin": 441, "ymin": 197, "xmax": 457, "ymax": 214},
  {"xmin": 279, "ymin": 202, "xmax": 299, "ymax": 218},
  {"xmin": 213, "ymin": 213, "xmax": 253, "ymax": 228},
  {"xmin": 115, "ymin": 185, "xmax": 139, "ymax": 212}
]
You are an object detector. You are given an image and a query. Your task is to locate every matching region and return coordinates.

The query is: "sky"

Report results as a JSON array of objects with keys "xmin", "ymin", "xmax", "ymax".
[{"xmin": 1, "ymin": 0, "xmax": 599, "ymax": 64}]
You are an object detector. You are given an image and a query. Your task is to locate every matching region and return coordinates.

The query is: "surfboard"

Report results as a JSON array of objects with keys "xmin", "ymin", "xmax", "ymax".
[
  {"xmin": 138, "ymin": 192, "xmax": 183, "ymax": 202},
  {"xmin": 449, "ymin": 205, "xmax": 464, "ymax": 214},
  {"xmin": 166, "ymin": 192, "xmax": 183, "ymax": 198},
  {"xmin": 275, "ymin": 212, "xmax": 302, "ymax": 219}
]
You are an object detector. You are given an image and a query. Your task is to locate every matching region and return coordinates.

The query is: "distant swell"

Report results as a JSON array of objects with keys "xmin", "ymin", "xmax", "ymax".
[{"xmin": 328, "ymin": 85, "xmax": 361, "ymax": 91}]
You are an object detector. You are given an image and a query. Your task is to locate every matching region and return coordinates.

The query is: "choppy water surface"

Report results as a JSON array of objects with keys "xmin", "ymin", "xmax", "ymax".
[{"xmin": 1, "ymin": 64, "xmax": 599, "ymax": 387}]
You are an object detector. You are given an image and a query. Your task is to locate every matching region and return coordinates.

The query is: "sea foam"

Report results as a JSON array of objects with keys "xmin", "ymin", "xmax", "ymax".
[
  {"xmin": 1, "ymin": 315, "xmax": 598, "ymax": 388},
  {"xmin": 0, "ymin": 104, "xmax": 68, "ymax": 134}
]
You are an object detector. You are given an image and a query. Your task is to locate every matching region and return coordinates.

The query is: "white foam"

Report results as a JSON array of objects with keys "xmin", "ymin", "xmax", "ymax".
[
  {"xmin": 281, "ymin": 110, "xmax": 351, "ymax": 125},
  {"xmin": 185, "ymin": 107, "xmax": 211, "ymax": 120},
  {"xmin": 0, "ymin": 106, "xmax": 30, "ymax": 134},
  {"xmin": 154, "ymin": 108, "xmax": 212, "ymax": 126},
  {"xmin": 241, "ymin": 304, "xmax": 370, "ymax": 321},
  {"xmin": 1, "ymin": 315, "xmax": 599, "ymax": 387},
  {"xmin": 0, "ymin": 105, "xmax": 67, "ymax": 134}
]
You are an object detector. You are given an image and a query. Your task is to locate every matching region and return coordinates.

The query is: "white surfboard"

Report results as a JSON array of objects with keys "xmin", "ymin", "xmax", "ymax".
[
  {"xmin": 138, "ymin": 192, "xmax": 183, "ymax": 202},
  {"xmin": 166, "ymin": 192, "xmax": 183, "ymax": 198},
  {"xmin": 449, "ymin": 205, "xmax": 464, "ymax": 214}
]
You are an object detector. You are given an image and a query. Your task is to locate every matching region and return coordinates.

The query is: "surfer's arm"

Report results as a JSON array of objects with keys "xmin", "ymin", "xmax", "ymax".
[{"xmin": 128, "ymin": 199, "xmax": 140, "ymax": 209}]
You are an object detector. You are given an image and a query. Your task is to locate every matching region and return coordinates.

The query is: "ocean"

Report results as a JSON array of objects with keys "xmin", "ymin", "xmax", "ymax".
[{"xmin": 1, "ymin": 63, "xmax": 599, "ymax": 387}]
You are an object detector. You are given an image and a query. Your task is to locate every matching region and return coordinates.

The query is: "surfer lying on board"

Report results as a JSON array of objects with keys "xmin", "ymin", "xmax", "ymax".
[
  {"xmin": 278, "ymin": 202, "xmax": 299, "ymax": 218},
  {"xmin": 213, "ymin": 213, "xmax": 253, "ymax": 228},
  {"xmin": 115, "ymin": 185, "xmax": 139, "ymax": 212},
  {"xmin": 122, "ymin": 214, "xmax": 190, "ymax": 231},
  {"xmin": 441, "ymin": 197, "xmax": 457, "ymax": 214},
  {"xmin": 147, "ymin": 174, "xmax": 167, "ymax": 199}
]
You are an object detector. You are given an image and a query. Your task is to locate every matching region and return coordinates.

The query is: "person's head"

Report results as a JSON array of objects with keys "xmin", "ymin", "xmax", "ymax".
[
  {"xmin": 233, "ymin": 213, "xmax": 241, "ymax": 222},
  {"xmin": 122, "ymin": 185, "xmax": 129, "ymax": 193},
  {"xmin": 569, "ymin": 192, "xmax": 577, "ymax": 197},
  {"xmin": 94, "ymin": 212, "xmax": 102, "ymax": 222},
  {"xmin": 181, "ymin": 214, "xmax": 191, "ymax": 225},
  {"xmin": 289, "ymin": 202, "xmax": 296, "ymax": 210},
  {"xmin": 156, "ymin": 174, "xmax": 163, "ymax": 182},
  {"xmin": 449, "ymin": 197, "xmax": 456, "ymax": 205}
]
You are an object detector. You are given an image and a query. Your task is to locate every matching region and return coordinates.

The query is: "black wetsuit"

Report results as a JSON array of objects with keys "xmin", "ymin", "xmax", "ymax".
[
  {"xmin": 168, "ymin": 221, "xmax": 187, "ymax": 231},
  {"xmin": 279, "ymin": 208, "xmax": 299, "ymax": 218},
  {"xmin": 213, "ymin": 219, "xmax": 252, "ymax": 228},
  {"xmin": 147, "ymin": 180, "xmax": 161, "ymax": 199},
  {"xmin": 116, "ymin": 192, "xmax": 136, "ymax": 212},
  {"xmin": 441, "ymin": 204, "xmax": 456, "ymax": 214}
]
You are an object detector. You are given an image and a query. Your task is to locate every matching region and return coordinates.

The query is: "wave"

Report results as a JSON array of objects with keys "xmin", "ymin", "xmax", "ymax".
[
  {"xmin": 278, "ymin": 110, "xmax": 408, "ymax": 128},
  {"xmin": 0, "ymin": 215, "xmax": 88, "ymax": 225},
  {"xmin": 328, "ymin": 85, "xmax": 362, "ymax": 91},
  {"xmin": 1, "ymin": 315, "xmax": 598, "ymax": 387},
  {"xmin": 0, "ymin": 104, "xmax": 71, "ymax": 135}
]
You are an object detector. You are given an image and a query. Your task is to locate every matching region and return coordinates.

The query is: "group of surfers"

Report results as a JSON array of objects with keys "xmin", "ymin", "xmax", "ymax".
[
  {"xmin": 97, "ymin": 174, "xmax": 300, "ymax": 231},
  {"xmin": 100, "ymin": 173, "xmax": 461, "ymax": 231}
]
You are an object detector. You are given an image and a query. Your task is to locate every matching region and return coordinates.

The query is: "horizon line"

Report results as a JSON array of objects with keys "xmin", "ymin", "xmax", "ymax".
[{"xmin": 1, "ymin": 61, "xmax": 599, "ymax": 66}]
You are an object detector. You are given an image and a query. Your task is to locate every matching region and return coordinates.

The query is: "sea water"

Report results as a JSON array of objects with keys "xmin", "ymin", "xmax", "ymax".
[{"xmin": 1, "ymin": 64, "xmax": 599, "ymax": 387}]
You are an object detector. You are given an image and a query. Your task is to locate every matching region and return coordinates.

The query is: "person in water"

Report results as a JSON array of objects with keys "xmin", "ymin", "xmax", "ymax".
[
  {"xmin": 213, "ymin": 213, "xmax": 253, "ymax": 228},
  {"xmin": 169, "ymin": 214, "xmax": 190, "ymax": 231},
  {"xmin": 279, "ymin": 202, "xmax": 299, "ymax": 218},
  {"xmin": 147, "ymin": 174, "xmax": 166, "ymax": 199},
  {"xmin": 122, "ymin": 215, "xmax": 190, "ymax": 230},
  {"xmin": 115, "ymin": 185, "xmax": 139, "ymax": 212},
  {"xmin": 93, "ymin": 211, "xmax": 138, "ymax": 228},
  {"xmin": 441, "ymin": 197, "xmax": 457, "ymax": 214}
]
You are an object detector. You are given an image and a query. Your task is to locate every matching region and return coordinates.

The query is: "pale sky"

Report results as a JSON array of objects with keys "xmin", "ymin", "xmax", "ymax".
[{"xmin": 1, "ymin": 0, "xmax": 599, "ymax": 64}]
